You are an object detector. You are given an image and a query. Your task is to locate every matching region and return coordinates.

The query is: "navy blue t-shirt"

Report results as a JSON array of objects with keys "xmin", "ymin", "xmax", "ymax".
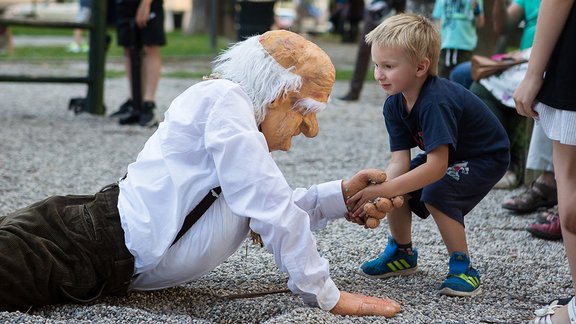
[{"xmin": 384, "ymin": 76, "xmax": 509, "ymax": 164}]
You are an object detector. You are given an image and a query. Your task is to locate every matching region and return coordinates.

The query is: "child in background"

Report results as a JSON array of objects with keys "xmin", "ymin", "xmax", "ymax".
[
  {"xmin": 432, "ymin": 0, "xmax": 484, "ymax": 78},
  {"xmin": 67, "ymin": 0, "xmax": 91, "ymax": 53},
  {"xmin": 0, "ymin": 24, "xmax": 13, "ymax": 55},
  {"xmin": 347, "ymin": 13, "xmax": 509, "ymax": 297}
]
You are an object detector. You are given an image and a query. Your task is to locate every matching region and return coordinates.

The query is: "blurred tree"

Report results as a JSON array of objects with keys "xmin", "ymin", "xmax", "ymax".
[
  {"xmin": 185, "ymin": 0, "xmax": 235, "ymax": 39},
  {"xmin": 186, "ymin": 0, "xmax": 208, "ymax": 33}
]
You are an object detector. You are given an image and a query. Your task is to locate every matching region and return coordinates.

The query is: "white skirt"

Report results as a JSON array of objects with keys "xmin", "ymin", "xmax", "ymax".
[{"xmin": 534, "ymin": 102, "xmax": 576, "ymax": 146}]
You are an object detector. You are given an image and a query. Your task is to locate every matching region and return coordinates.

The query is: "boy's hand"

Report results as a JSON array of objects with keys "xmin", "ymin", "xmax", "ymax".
[
  {"xmin": 330, "ymin": 291, "xmax": 400, "ymax": 317},
  {"xmin": 342, "ymin": 169, "xmax": 386, "ymax": 207},
  {"xmin": 347, "ymin": 183, "xmax": 387, "ymax": 219},
  {"xmin": 362, "ymin": 196, "xmax": 405, "ymax": 229}
]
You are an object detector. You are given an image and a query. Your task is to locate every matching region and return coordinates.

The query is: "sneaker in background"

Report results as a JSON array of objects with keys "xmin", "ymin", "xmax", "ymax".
[
  {"xmin": 359, "ymin": 236, "xmax": 418, "ymax": 278},
  {"xmin": 138, "ymin": 101, "xmax": 159, "ymax": 127},
  {"xmin": 66, "ymin": 42, "xmax": 81, "ymax": 53},
  {"xmin": 80, "ymin": 42, "xmax": 89, "ymax": 53},
  {"xmin": 527, "ymin": 212, "xmax": 562, "ymax": 240},
  {"xmin": 439, "ymin": 252, "xmax": 481, "ymax": 297},
  {"xmin": 110, "ymin": 99, "xmax": 134, "ymax": 119},
  {"xmin": 338, "ymin": 92, "xmax": 360, "ymax": 102}
]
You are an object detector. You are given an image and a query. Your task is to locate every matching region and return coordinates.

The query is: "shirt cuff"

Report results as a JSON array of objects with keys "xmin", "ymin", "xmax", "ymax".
[
  {"xmin": 316, "ymin": 180, "xmax": 347, "ymax": 220},
  {"xmin": 316, "ymin": 277, "xmax": 341, "ymax": 311}
]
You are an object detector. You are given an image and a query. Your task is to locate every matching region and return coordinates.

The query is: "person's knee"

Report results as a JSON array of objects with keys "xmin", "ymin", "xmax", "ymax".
[
  {"xmin": 143, "ymin": 45, "xmax": 161, "ymax": 56},
  {"xmin": 561, "ymin": 213, "xmax": 576, "ymax": 235},
  {"xmin": 387, "ymin": 203, "xmax": 412, "ymax": 222}
]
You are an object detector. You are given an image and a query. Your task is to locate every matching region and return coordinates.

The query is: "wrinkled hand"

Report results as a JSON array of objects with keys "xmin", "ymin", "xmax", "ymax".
[
  {"xmin": 330, "ymin": 291, "xmax": 401, "ymax": 317},
  {"xmin": 347, "ymin": 183, "xmax": 387, "ymax": 219},
  {"xmin": 342, "ymin": 169, "xmax": 387, "ymax": 225},
  {"xmin": 362, "ymin": 196, "xmax": 405, "ymax": 229}
]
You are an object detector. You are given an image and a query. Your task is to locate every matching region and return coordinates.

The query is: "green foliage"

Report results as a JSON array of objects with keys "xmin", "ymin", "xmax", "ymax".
[
  {"xmin": 3, "ymin": 27, "xmax": 358, "ymax": 80},
  {"xmin": 5, "ymin": 27, "xmax": 229, "ymax": 59}
]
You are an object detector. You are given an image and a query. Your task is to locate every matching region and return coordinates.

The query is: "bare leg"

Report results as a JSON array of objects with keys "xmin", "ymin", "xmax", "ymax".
[
  {"xmin": 123, "ymin": 47, "xmax": 133, "ymax": 99},
  {"xmin": 554, "ymin": 141, "xmax": 576, "ymax": 293},
  {"xmin": 427, "ymin": 204, "xmax": 468, "ymax": 255},
  {"xmin": 538, "ymin": 170, "xmax": 557, "ymax": 188},
  {"xmin": 387, "ymin": 202, "xmax": 412, "ymax": 245},
  {"xmin": 537, "ymin": 141, "xmax": 576, "ymax": 323},
  {"xmin": 73, "ymin": 29, "xmax": 83, "ymax": 45},
  {"xmin": 142, "ymin": 45, "xmax": 161, "ymax": 102}
]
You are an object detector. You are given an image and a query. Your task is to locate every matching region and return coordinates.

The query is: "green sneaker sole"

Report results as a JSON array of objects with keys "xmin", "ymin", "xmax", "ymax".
[
  {"xmin": 357, "ymin": 266, "xmax": 418, "ymax": 279},
  {"xmin": 438, "ymin": 286, "xmax": 482, "ymax": 297}
]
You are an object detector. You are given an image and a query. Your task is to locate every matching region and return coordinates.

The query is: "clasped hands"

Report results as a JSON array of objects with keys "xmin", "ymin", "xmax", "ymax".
[{"xmin": 342, "ymin": 169, "xmax": 404, "ymax": 229}]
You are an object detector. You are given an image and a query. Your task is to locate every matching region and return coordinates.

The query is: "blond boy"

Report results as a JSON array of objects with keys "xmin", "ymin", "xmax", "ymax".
[{"xmin": 347, "ymin": 14, "xmax": 510, "ymax": 296}]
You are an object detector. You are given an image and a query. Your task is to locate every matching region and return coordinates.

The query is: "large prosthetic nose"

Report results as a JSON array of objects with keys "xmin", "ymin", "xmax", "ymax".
[
  {"xmin": 301, "ymin": 113, "xmax": 319, "ymax": 138},
  {"xmin": 259, "ymin": 30, "xmax": 336, "ymax": 106}
]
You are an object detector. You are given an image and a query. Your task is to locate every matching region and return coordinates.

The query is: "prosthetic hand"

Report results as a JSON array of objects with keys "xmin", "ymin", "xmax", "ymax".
[
  {"xmin": 362, "ymin": 195, "xmax": 404, "ymax": 228},
  {"xmin": 330, "ymin": 291, "xmax": 401, "ymax": 317},
  {"xmin": 342, "ymin": 169, "xmax": 404, "ymax": 228},
  {"xmin": 342, "ymin": 169, "xmax": 387, "ymax": 224}
]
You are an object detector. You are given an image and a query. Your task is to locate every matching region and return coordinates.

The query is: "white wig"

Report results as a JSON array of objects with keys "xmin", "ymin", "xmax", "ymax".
[{"xmin": 210, "ymin": 35, "xmax": 303, "ymax": 124}]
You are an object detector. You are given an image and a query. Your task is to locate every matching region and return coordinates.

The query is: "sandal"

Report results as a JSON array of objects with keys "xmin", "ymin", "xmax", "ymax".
[
  {"xmin": 502, "ymin": 181, "xmax": 557, "ymax": 214},
  {"xmin": 532, "ymin": 299, "xmax": 563, "ymax": 323},
  {"xmin": 548, "ymin": 295, "xmax": 575, "ymax": 307},
  {"xmin": 570, "ymin": 297, "xmax": 576, "ymax": 323},
  {"xmin": 531, "ymin": 296, "xmax": 576, "ymax": 324},
  {"xmin": 493, "ymin": 170, "xmax": 518, "ymax": 189},
  {"xmin": 536, "ymin": 207, "xmax": 559, "ymax": 224}
]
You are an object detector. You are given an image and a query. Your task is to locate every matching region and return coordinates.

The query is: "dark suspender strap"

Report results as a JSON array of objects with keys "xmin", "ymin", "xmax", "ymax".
[{"xmin": 171, "ymin": 186, "xmax": 222, "ymax": 246}]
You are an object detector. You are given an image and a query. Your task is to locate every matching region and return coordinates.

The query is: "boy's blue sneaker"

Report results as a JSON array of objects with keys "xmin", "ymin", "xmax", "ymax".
[
  {"xmin": 359, "ymin": 237, "xmax": 418, "ymax": 278},
  {"xmin": 438, "ymin": 252, "xmax": 481, "ymax": 297}
]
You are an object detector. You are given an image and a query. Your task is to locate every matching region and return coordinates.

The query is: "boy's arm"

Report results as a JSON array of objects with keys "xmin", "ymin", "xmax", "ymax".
[
  {"xmin": 385, "ymin": 149, "xmax": 412, "ymax": 182},
  {"xmin": 348, "ymin": 145, "xmax": 449, "ymax": 218},
  {"xmin": 391, "ymin": 145, "xmax": 449, "ymax": 195}
]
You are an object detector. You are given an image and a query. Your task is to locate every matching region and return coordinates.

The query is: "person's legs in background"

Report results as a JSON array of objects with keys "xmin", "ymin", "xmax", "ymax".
[
  {"xmin": 553, "ymin": 139, "xmax": 576, "ymax": 310},
  {"xmin": 449, "ymin": 61, "xmax": 473, "ymax": 89},
  {"xmin": 339, "ymin": 0, "xmax": 406, "ymax": 101},
  {"xmin": 67, "ymin": 1, "xmax": 91, "ymax": 53},
  {"xmin": 338, "ymin": 10, "xmax": 378, "ymax": 101},
  {"xmin": 502, "ymin": 123, "xmax": 557, "ymax": 213},
  {"xmin": 501, "ymin": 123, "xmax": 560, "ymax": 240},
  {"xmin": 0, "ymin": 24, "xmax": 13, "ymax": 55},
  {"xmin": 138, "ymin": 44, "xmax": 162, "ymax": 126},
  {"xmin": 438, "ymin": 49, "xmax": 472, "ymax": 80},
  {"xmin": 111, "ymin": 0, "xmax": 165, "ymax": 127}
]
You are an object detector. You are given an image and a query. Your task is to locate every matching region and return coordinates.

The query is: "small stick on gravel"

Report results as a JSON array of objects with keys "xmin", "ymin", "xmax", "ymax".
[{"xmin": 224, "ymin": 289, "xmax": 291, "ymax": 299}]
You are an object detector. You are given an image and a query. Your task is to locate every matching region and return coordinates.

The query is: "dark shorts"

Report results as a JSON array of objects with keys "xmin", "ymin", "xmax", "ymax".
[
  {"xmin": 0, "ymin": 184, "xmax": 134, "ymax": 311},
  {"xmin": 116, "ymin": 0, "xmax": 166, "ymax": 47},
  {"xmin": 407, "ymin": 152, "xmax": 509, "ymax": 225}
]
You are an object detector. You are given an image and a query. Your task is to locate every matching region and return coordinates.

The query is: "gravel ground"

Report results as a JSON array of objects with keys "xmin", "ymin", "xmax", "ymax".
[{"xmin": 0, "ymin": 38, "xmax": 572, "ymax": 323}]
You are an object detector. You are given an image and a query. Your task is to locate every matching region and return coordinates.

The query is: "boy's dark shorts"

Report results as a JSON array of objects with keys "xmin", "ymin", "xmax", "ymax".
[
  {"xmin": 407, "ymin": 152, "xmax": 509, "ymax": 225},
  {"xmin": 116, "ymin": 0, "xmax": 166, "ymax": 47}
]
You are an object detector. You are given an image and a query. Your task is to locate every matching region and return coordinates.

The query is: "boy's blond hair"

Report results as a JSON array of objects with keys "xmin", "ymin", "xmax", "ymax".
[{"xmin": 365, "ymin": 13, "xmax": 440, "ymax": 76}]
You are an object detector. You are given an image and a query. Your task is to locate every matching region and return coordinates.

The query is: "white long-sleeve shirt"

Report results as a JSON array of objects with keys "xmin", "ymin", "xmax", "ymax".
[{"xmin": 117, "ymin": 79, "xmax": 346, "ymax": 310}]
